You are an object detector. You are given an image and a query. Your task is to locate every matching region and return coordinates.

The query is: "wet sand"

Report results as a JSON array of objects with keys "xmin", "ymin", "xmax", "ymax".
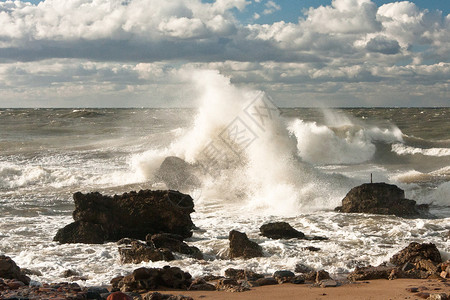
[{"xmin": 158, "ymin": 279, "xmax": 449, "ymax": 300}]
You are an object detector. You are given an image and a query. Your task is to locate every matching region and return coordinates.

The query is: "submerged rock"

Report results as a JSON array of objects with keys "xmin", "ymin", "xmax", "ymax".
[
  {"xmin": 335, "ymin": 182, "xmax": 429, "ymax": 217},
  {"xmin": 259, "ymin": 222, "xmax": 305, "ymax": 239},
  {"xmin": 228, "ymin": 230, "xmax": 263, "ymax": 259},
  {"xmin": 119, "ymin": 240, "xmax": 174, "ymax": 264},
  {"xmin": 0, "ymin": 255, "xmax": 30, "ymax": 285},
  {"xmin": 147, "ymin": 233, "xmax": 203, "ymax": 259},
  {"xmin": 155, "ymin": 156, "xmax": 200, "ymax": 190},
  {"xmin": 54, "ymin": 190, "xmax": 195, "ymax": 244}
]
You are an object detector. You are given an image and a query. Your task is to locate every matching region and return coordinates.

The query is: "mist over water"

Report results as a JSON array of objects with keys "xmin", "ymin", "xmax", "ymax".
[{"xmin": 0, "ymin": 72, "xmax": 449, "ymax": 286}]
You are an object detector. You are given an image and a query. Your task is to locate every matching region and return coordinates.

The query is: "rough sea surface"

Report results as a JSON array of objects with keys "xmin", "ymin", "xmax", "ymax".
[{"xmin": 0, "ymin": 103, "xmax": 449, "ymax": 286}]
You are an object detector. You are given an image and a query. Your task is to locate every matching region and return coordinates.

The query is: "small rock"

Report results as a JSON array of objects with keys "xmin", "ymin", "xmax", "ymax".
[
  {"xmin": 107, "ymin": 291, "xmax": 134, "ymax": 300},
  {"xmin": 254, "ymin": 277, "xmax": 278, "ymax": 286},
  {"xmin": 228, "ymin": 230, "xmax": 263, "ymax": 259},
  {"xmin": 295, "ymin": 263, "xmax": 314, "ymax": 274},
  {"xmin": 320, "ymin": 279, "xmax": 338, "ymax": 288},
  {"xmin": 417, "ymin": 292, "xmax": 431, "ymax": 299},
  {"xmin": 427, "ymin": 293, "xmax": 448, "ymax": 300},
  {"xmin": 304, "ymin": 246, "xmax": 321, "ymax": 252},
  {"xmin": 273, "ymin": 270, "xmax": 295, "ymax": 283},
  {"xmin": 406, "ymin": 287, "xmax": 419, "ymax": 293}
]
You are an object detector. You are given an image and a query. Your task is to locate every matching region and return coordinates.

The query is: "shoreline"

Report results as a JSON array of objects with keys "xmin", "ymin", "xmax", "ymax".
[{"xmin": 148, "ymin": 278, "xmax": 450, "ymax": 300}]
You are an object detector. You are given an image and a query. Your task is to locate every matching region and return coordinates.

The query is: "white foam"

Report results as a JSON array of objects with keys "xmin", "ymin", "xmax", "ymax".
[
  {"xmin": 288, "ymin": 117, "xmax": 403, "ymax": 165},
  {"xmin": 392, "ymin": 143, "xmax": 450, "ymax": 157}
]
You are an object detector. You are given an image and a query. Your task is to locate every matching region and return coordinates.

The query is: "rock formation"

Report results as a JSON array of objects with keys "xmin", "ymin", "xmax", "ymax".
[
  {"xmin": 54, "ymin": 190, "xmax": 195, "ymax": 244},
  {"xmin": 0, "ymin": 255, "xmax": 30, "ymax": 285},
  {"xmin": 228, "ymin": 230, "xmax": 263, "ymax": 259},
  {"xmin": 335, "ymin": 183, "xmax": 429, "ymax": 217},
  {"xmin": 259, "ymin": 222, "xmax": 305, "ymax": 239}
]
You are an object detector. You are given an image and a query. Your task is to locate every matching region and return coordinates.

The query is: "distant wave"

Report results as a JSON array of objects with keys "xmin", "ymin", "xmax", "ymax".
[{"xmin": 392, "ymin": 143, "xmax": 450, "ymax": 157}]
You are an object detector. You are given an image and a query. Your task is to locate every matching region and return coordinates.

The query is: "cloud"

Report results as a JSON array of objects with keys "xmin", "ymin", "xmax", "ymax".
[
  {"xmin": 263, "ymin": 1, "xmax": 281, "ymax": 15},
  {"xmin": 0, "ymin": 0, "xmax": 448, "ymax": 107}
]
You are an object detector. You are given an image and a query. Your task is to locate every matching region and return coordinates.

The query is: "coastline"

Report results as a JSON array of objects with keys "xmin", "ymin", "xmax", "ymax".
[{"xmin": 151, "ymin": 279, "xmax": 450, "ymax": 300}]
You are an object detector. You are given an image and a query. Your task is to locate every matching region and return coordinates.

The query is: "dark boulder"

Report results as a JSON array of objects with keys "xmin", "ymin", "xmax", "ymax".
[
  {"xmin": 229, "ymin": 230, "xmax": 263, "ymax": 259},
  {"xmin": 347, "ymin": 265, "xmax": 395, "ymax": 281},
  {"xmin": 112, "ymin": 266, "xmax": 192, "ymax": 293},
  {"xmin": 155, "ymin": 156, "xmax": 200, "ymax": 190},
  {"xmin": 259, "ymin": 222, "xmax": 305, "ymax": 239},
  {"xmin": 349, "ymin": 243, "xmax": 443, "ymax": 281},
  {"xmin": 390, "ymin": 242, "xmax": 442, "ymax": 266},
  {"xmin": 119, "ymin": 240, "xmax": 174, "ymax": 264},
  {"xmin": 335, "ymin": 183, "xmax": 429, "ymax": 217},
  {"xmin": 0, "ymin": 256, "xmax": 30, "ymax": 285},
  {"xmin": 54, "ymin": 190, "xmax": 195, "ymax": 244},
  {"xmin": 224, "ymin": 268, "xmax": 264, "ymax": 281},
  {"xmin": 147, "ymin": 233, "xmax": 203, "ymax": 259}
]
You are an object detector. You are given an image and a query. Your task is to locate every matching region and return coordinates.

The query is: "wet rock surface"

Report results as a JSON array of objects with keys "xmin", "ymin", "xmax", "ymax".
[
  {"xmin": 259, "ymin": 222, "xmax": 305, "ymax": 239},
  {"xmin": 54, "ymin": 190, "xmax": 196, "ymax": 244},
  {"xmin": 119, "ymin": 240, "xmax": 175, "ymax": 264},
  {"xmin": 229, "ymin": 230, "xmax": 264, "ymax": 259},
  {"xmin": 348, "ymin": 242, "xmax": 446, "ymax": 281},
  {"xmin": 112, "ymin": 266, "xmax": 193, "ymax": 293},
  {"xmin": 0, "ymin": 255, "xmax": 30, "ymax": 285},
  {"xmin": 335, "ymin": 183, "xmax": 429, "ymax": 217},
  {"xmin": 147, "ymin": 233, "xmax": 203, "ymax": 259}
]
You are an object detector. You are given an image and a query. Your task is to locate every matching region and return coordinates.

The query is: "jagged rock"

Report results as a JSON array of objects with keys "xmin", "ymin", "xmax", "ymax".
[
  {"xmin": 216, "ymin": 278, "xmax": 249, "ymax": 292},
  {"xmin": 390, "ymin": 242, "xmax": 442, "ymax": 266},
  {"xmin": 320, "ymin": 279, "xmax": 338, "ymax": 288},
  {"xmin": 224, "ymin": 268, "xmax": 264, "ymax": 281},
  {"xmin": 253, "ymin": 277, "xmax": 278, "ymax": 286},
  {"xmin": 119, "ymin": 240, "xmax": 174, "ymax": 264},
  {"xmin": 112, "ymin": 266, "xmax": 192, "ymax": 293},
  {"xmin": 188, "ymin": 278, "xmax": 216, "ymax": 291},
  {"xmin": 273, "ymin": 270, "xmax": 295, "ymax": 283},
  {"xmin": 155, "ymin": 156, "xmax": 200, "ymax": 190},
  {"xmin": 259, "ymin": 222, "xmax": 305, "ymax": 239},
  {"xmin": 147, "ymin": 233, "xmax": 203, "ymax": 259},
  {"xmin": 335, "ymin": 183, "xmax": 429, "ymax": 217},
  {"xmin": 0, "ymin": 255, "xmax": 30, "ymax": 285},
  {"xmin": 143, "ymin": 292, "xmax": 193, "ymax": 300},
  {"xmin": 347, "ymin": 265, "xmax": 395, "ymax": 281},
  {"xmin": 54, "ymin": 190, "xmax": 195, "ymax": 244},
  {"xmin": 303, "ymin": 270, "xmax": 331, "ymax": 283},
  {"xmin": 229, "ymin": 230, "xmax": 263, "ymax": 259},
  {"xmin": 295, "ymin": 263, "xmax": 314, "ymax": 274}
]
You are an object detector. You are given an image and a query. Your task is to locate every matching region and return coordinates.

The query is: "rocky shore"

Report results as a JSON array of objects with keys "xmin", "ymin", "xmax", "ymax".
[{"xmin": 1, "ymin": 181, "xmax": 449, "ymax": 299}]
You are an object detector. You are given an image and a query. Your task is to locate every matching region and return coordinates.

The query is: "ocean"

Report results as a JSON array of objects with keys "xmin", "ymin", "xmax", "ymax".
[{"xmin": 0, "ymin": 96, "xmax": 449, "ymax": 286}]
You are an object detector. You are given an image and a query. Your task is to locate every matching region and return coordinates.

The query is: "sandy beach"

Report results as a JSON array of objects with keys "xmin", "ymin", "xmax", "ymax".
[{"xmin": 158, "ymin": 279, "xmax": 449, "ymax": 300}]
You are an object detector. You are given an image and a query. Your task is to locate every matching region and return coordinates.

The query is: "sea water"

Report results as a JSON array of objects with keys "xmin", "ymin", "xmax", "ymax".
[{"xmin": 0, "ymin": 74, "xmax": 449, "ymax": 286}]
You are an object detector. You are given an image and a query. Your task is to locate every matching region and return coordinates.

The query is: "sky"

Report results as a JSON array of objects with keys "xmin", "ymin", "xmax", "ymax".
[{"xmin": 0, "ymin": 0, "xmax": 449, "ymax": 107}]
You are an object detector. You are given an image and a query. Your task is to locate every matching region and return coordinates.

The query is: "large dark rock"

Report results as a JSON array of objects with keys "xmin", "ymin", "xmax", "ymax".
[
  {"xmin": 229, "ymin": 230, "xmax": 263, "ymax": 259},
  {"xmin": 112, "ymin": 266, "xmax": 192, "ymax": 293},
  {"xmin": 335, "ymin": 183, "xmax": 429, "ymax": 217},
  {"xmin": 390, "ymin": 242, "xmax": 442, "ymax": 266},
  {"xmin": 349, "ymin": 243, "xmax": 443, "ymax": 281},
  {"xmin": 54, "ymin": 190, "xmax": 195, "ymax": 244},
  {"xmin": 260, "ymin": 222, "xmax": 305, "ymax": 239},
  {"xmin": 155, "ymin": 156, "xmax": 200, "ymax": 190},
  {"xmin": 147, "ymin": 233, "xmax": 203, "ymax": 259},
  {"xmin": 0, "ymin": 255, "xmax": 30, "ymax": 285}
]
